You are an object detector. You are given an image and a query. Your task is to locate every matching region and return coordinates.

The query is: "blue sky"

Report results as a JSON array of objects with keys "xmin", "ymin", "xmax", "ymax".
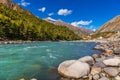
[{"xmin": 13, "ymin": 0, "xmax": 120, "ymax": 30}]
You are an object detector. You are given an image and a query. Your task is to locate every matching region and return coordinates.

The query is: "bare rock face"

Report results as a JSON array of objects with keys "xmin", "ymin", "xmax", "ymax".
[
  {"xmin": 0, "ymin": 0, "xmax": 15, "ymax": 7},
  {"xmin": 58, "ymin": 60, "xmax": 90, "ymax": 78},
  {"xmin": 96, "ymin": 15, "xmax": 120, "ymax": 33}
]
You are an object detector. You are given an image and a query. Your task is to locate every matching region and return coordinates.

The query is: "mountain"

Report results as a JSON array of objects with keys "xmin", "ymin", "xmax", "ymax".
[
  {"xmin": 0, "ymin": 0, "xmax": 13, "ymax": 6},
  {"xmin": 0, "ymin": 0, "xmax": 80, "ymax": 41},
  {"xmin": 44, "ymin": 17, "xmax": 92, "ymax": 37},
  {"xmin": 96, "ymin": 15, "xmax": 120, "ymax": 33},
  {"xmin": 90, "ymin": 15, "xmax": 120, "ymax": 39}
]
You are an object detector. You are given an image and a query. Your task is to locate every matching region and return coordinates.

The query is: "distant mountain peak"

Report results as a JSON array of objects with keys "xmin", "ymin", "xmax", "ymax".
[{"xmin": 44, "ymin": 17, "xmax": 92, "ymax": 36}]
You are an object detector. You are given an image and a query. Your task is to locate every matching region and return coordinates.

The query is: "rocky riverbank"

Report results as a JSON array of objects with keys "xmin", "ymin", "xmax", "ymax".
[{"xmin": 58, "ymin": 33, "xmax": 120, "ymax": 80}]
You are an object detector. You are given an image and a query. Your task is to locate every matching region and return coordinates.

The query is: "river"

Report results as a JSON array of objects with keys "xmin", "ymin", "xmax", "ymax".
[{"xmin": 0, "ymin": 42, "xmax": 101, "ymax": 80}]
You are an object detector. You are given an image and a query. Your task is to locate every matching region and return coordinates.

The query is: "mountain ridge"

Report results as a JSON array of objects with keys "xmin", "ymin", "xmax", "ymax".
[
  {"xmin": 96, "ymin": 15, "xmax": 120, "ymax": 33},
  {"xmin": 44, "ymin": 17, "xmax": 92, "ymax": 37}
]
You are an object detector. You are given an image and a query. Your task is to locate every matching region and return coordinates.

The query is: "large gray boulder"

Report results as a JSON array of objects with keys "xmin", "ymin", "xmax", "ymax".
[
  {"xmin": 103, "ymin": 58, "xmax": 120, "ymax": 67},
  {"xmin": 104, "ymin": 67, "xmax": 119, "ymax": 77},
  {"xmin": 58, "ymin": 60, "xmax": 90, "ymax": 78}
]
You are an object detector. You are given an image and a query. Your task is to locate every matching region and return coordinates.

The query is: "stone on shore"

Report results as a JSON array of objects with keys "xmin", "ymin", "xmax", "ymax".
[
  {"xmin": 94, "ymin": 58, "xmax": 106, "ymax": 68},
  {"xmin": 104, "ymin": 49, "xmax": 113, "ymax": 55},
  {"xmin": 94, "ymin": 44, "xmax": 105, "ymax": 51},
  {"xmin": 92, "ymin": 54, "xmax": 100, "ymax": 59},
  {"xmin": 93, "ymin": 74, "xmax": 100, "ymax": 80},
  {"xmin": 103, "ymin": 58, "xmax": 120, "ymax": 66},
  {"xmin": 114, "ymin": 47, "xmax": 120, "ymax": 54},
  {"xmin": 90, "ymin": 67, "xmax": 102, "ymax": 75},
  {"xmin": 98, "ymin": 77, "xmax": 109, "ymax": 80},
  {"xmin": 79, "ymin": 56, "xmax": 94, "ymax": 65},
  {"xmin": 58, "ymin": 60, "xmax": 90, "ymax": 78},
  {"xmin": 115, "ymin": 76, "xmax": 120, "ymax": 80},
  {"xmin": 30, "ymin": 78, "xmax": 37, "ymax": 80},
  {"xmin": 103, "ymin": 67, "xmax": 119, "ymax": 77},
  {"xmin": 19, "ymin": 78, "xmax": 25, "ymax": 80}
]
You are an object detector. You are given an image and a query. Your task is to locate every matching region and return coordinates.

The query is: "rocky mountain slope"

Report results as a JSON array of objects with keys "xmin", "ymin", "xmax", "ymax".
[
  {"xmin": 44, "ymin": 17, "xmax": 92, "ymax": 37},
  {"xmin": 96, "ymin": 15, "xmax": 120, "ymax": 33},
  {"xmin": 90, "ymin": 15, "xmax": 120, "ymax": 39}
]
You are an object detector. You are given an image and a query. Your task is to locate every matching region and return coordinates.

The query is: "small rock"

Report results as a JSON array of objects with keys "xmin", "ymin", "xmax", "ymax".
[
  {"xmin": 30, "ymin": 78, "xmax": 37, "ymax": 80},
  {"xmin": 93, "ymin": 74, "xmax": 100, "ymax": 80},
  {"xmin": 103, "ymin": 67, "xmax": 119, "ymax": 77},
  {"xmin": 19, "ymin": 78, "xmax": 25, "ymax": 80},
  {"xmin": 95, "ymin": 58, "xmax": 104, "ymax": 62},
  {"xmin": 118, "ymin": 67, "xmax": 120, "ymax": 72},
  {"xmin": 103, "ymin": 58, "xmax": 120, "ymax": 66},
  {"xmin": 79, "ymin": 56, "xmax": 94, "ymax": 65},
  {"xmin": 60, "ymin": 77, "xmax": 71, "ymax": 80},
  {"xmin": 58, "ymin": 60, "xmax": 90, "ymax": 78},
  {"xmin": 115, "ymin": 76, "xmax": 120, "ymax": 80},
  {"xmin": 92, "ymin": 54, "xmax": 100, "ymax": 59},
  {"xmin": 105, "ymin": 49, "xmax": 113, "ymax": 55},
  {"xmin": 94, "ymin": 62, "xmax": 106, "ymax": 68},
  {"xmin": 94, "ymin": 45, "xmax": 105, "ymax": 51},
  {"xmin": 100, "ymin": 72, "xmax": 106, "ymax": 77},
  {"xmin": 114, "ymin": 47, "xmax": 120, "ymax": 54},
  {"xmin": 82, "ymin": 75, "xmax": 88, "ymax": 79},
  {"xmin": 90, "ymin": 67, "xmax": 102, "ymax": 75},
  {"xmin": 88, "ymin": 74, "xmax": 93, "ymax": 80},
  {"xmin": 98, "ymin": 77, "xmax": 109, "ymax": 80}
]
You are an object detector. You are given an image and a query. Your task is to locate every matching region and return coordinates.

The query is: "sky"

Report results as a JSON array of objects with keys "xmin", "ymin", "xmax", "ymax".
[{"xmin": 13, "ymin": 0, "xmax": 120, "ymax": 31}]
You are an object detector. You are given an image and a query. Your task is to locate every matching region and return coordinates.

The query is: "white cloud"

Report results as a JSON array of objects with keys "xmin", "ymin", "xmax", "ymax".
[
  {"xmin": 18, "ymin": 0, "xmax": 30, "ymax": 7},
  {"xmin": 57, "ymin": 9, "xmax": 72, "ymax": 16},
  {"xmin": 71, "ymin": 20, "xmax": 93, "ymax": 26},
  {"xmin": 48, "ymin": 12, "xmax": 54, "ymax": 16},
  {"xmin": 38, "ymin": 7, "xmax": 46, "ymax": 12}
]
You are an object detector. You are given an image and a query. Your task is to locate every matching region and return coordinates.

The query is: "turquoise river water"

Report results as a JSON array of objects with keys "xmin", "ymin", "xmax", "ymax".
[{"xmin": 0, "ymin": 42, "xmax": 101, "ymax": 80}]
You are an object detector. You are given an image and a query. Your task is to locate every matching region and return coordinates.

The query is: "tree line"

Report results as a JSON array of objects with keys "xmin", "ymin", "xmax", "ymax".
[{"xmin": 0, "ymin": 3, "xmax": 81, "ymax": 41}]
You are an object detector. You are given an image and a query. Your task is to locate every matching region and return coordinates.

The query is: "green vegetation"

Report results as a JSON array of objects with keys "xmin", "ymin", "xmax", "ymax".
[
  {"xmin": 90, "ymin": 31, "xmax": 116, "ymax": 39},
  {"xmin": 0, "ymin": 4, "xmax": 81, "ymax": 41}
]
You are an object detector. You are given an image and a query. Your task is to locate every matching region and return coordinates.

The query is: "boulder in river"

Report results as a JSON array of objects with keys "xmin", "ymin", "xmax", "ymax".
[{"xmin": 58, "ymin": 60, "xmax": 90, "ymax": 78}]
